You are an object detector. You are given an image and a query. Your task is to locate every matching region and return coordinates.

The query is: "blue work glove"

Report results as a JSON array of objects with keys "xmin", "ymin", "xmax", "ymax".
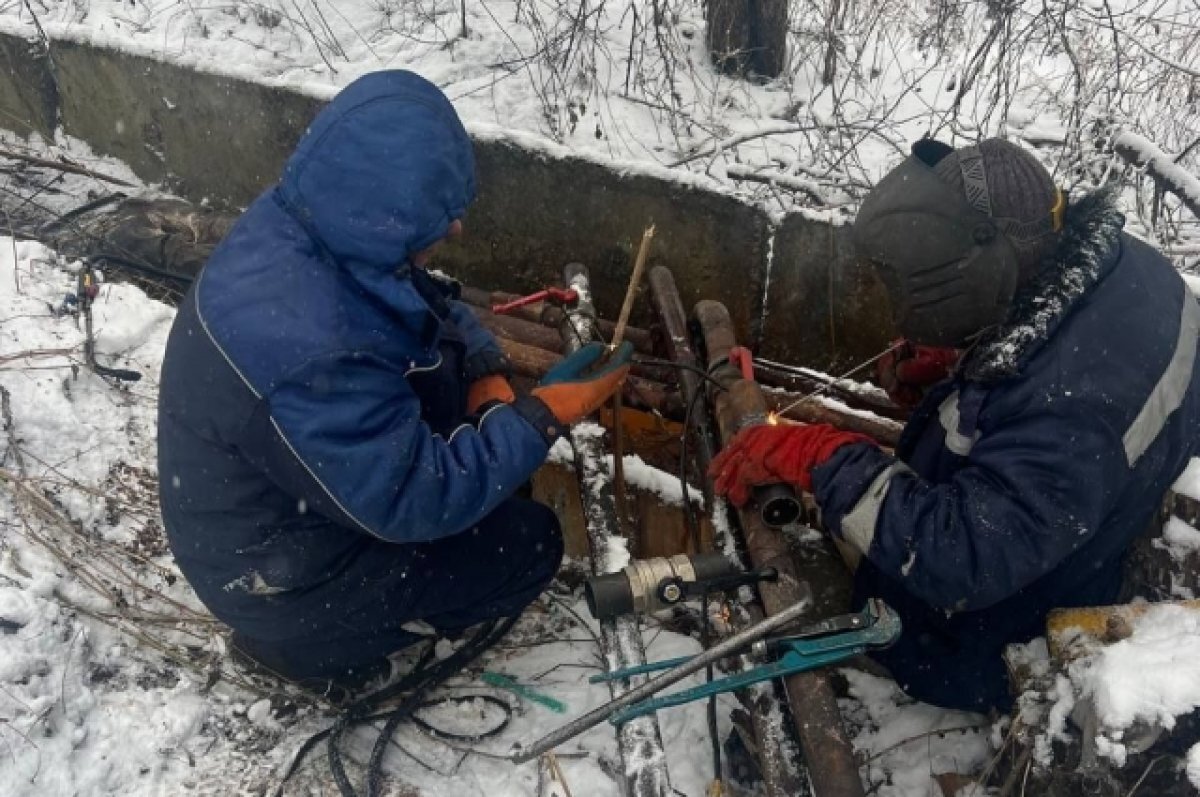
[{"xmin": 530, "ymin": 342, "xmax": 634, "ymax": 426}]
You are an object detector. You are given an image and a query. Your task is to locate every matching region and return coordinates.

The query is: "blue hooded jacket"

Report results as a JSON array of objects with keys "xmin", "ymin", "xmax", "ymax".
[
  {"xmin": 812, "ymin": 193, "xmax": 1200, "ymax": 711},
  {"xmin": 157, "ymin": 71, "xmax": 560, "ymax": 636}
]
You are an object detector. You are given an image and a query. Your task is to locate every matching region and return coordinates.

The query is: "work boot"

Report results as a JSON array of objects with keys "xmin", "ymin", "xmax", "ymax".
[{"xmin": 228, "ymin": 632, "xmax": 393, "ymax": 706}]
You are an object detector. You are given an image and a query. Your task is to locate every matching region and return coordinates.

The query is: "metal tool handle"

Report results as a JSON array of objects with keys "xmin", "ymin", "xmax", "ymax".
[{"xmin": 510, "ymin": 586, "xmax": 812, "ymax": 763}]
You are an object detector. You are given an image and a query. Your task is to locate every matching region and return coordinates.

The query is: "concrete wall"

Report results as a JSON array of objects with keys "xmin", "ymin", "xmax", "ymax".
[{"xmin": 0, "ymin": 31, "xmax": 889, "ymax": 369}]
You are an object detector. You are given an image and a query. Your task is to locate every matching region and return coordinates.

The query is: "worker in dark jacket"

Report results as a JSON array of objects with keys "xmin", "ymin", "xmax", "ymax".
[
  {"xmin": 157, "ymin": 70, "xmax": 631, "ymax": 689},
  {"xmin": 711, "ymin": 139, "xmax": 1200, "ymax": 712}
]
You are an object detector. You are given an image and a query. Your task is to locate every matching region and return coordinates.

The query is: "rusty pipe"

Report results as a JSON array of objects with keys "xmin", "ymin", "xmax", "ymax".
[
  {"xmin": 694, "ymin": 300, "xmax": 867, "ymax": 797},
  {"xmin": 649, "ymin": 266, "xmax": 810, "ymax": 796}
]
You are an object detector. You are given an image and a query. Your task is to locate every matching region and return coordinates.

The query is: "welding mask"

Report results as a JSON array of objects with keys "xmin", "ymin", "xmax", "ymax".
[{"xmin": 853, "ymin": 139, "xmax": 1060, "ymax": 347}]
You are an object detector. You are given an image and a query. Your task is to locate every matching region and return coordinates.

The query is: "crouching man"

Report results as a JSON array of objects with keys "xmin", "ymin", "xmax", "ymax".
[
  {"xmin": 711, "ymin": 139, "xmax": 1200, "ymax": 712},
  {"xmin": 157, "ymin": 70, "xmax": 630, "ymax": 691}
]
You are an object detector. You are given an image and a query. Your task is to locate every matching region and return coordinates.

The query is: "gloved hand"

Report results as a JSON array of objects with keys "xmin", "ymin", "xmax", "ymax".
[
  {"xmin": 877, "ymin": 340, "xmax": 959, "ymax": 408},
  {"xmin": 709, "ymin": 422, "xmax": 873, "ymax": 506},
  {"xmin": 467, "ymin": 373, "xmax": 516, "ymax": 413},
  {"xmin": 531, "ymin": 341, "xmax": 634, "ymax": 426}
]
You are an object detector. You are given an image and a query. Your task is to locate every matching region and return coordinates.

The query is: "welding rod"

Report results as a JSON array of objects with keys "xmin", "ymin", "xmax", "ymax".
[{"xmin": 511, "ymin": 586, "xmax": 812, "ymax": 763}]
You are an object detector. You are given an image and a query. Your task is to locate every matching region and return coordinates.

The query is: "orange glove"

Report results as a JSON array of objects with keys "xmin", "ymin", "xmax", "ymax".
[
  {"xmin": 709, "ymin": 422, "xmax": 873, "ymax": 506},
  {"xmin": 467, "ymin": 374, "xmax": 516, "ymax": 413},
  {"xmin": 531, "ymin": 342, "xmax": 633, "ymax": 426},
  {"xmin": 877, "ymin": 339, "xmax": 959, "ymax": 408}
]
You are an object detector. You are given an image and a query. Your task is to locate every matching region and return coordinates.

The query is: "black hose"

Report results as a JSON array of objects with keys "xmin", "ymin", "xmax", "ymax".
[
  {"xmin": 679, "ymin": 377, "xmax": 724, "ymax": 785},
  {"xmin": 275, "ymin": 616, "xmax": 518, "ymax": 797}
]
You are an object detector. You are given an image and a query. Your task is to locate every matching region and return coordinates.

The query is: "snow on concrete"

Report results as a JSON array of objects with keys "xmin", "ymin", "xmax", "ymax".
[{"xmin": 2, "ymin": 0, "xmax": 1197, "ymax": 244}]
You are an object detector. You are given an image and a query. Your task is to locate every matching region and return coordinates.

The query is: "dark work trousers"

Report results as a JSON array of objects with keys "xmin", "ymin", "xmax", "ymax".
[
  {"xmin": 234, "ymin": 340, "xmax": 564, "ymax": 680},
  {"xmin": 234, "ymin": 497, "xmax": 563, "ymax": 680}
]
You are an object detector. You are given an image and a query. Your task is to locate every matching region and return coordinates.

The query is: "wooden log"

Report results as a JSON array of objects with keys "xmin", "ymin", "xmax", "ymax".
[
  {"xmin": 762, "ymin": 386, "xmax": 903, "ymax": 447},
  {"xmin": 460, "ymin": 285, "xmax": 656, "ymax": 354},
  {"xmin": 752, "ymin": 359, "xmax": 908, "ymax": 422},
  {"xmin": 495, "ymin": 337, "xmax": 680, "ymax": 416},
  {"xmin": 470, "ymin": 304, "xmax": 565, "ymax": 354}
]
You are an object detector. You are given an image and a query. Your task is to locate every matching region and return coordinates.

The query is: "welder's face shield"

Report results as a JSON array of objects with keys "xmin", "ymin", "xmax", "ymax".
[{"xmin": 852, "ymin": 141, "xmax": 1019, "ymax": 347}]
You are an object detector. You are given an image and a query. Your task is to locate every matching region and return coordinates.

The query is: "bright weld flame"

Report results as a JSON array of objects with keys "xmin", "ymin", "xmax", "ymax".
[{"xmin": 767, "ymin": 412, "xmax": 780, "ymax": 426}]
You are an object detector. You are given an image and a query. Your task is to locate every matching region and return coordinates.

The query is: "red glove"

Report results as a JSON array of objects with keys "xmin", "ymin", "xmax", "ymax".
[
  {"xmin": 708, "ymin": 423, "xmax": 873, "ymax": 507},
  {"xmin": 877, "ymin": 340, "xmax": 959, "ymax": 408}
]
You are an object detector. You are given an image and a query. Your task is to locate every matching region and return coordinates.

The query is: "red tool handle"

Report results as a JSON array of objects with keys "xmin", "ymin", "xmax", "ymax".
[
  {"xmin": 492, "ymin": 287, "xmax": 579, "ymax": 315},
  {"xmin": 729, "ymin": 346, "xmax": 755, "ymax": 381}
]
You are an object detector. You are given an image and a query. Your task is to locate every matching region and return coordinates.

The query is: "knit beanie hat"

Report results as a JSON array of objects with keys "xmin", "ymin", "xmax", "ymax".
[{"xmin": 931, "ymin": 138, "xmax": 1064, "ymax": 279}]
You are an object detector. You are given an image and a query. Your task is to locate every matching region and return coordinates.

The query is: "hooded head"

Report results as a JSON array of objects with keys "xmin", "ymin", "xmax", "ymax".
[
  {"xmin": 852, "ymin": 138, "xmax": 1065, "ymax": 346},
  {"xmin": 276, "ymin": 70, "xmax": 476, "ymax": 272}
]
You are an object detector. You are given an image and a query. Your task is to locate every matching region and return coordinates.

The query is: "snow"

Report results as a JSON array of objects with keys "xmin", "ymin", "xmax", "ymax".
[
  {"xmin": 1, "ymin": 0, "xmax": 1197, "ymax": 243},
  {"xmin": 1084, "ymin": 604, "xmax": 1200, "ymax": 734},
  {"xmin": 0, "ymin": 238, "xmax": 718, "ymax": 796},
  {"xmin": 1173, "ymin": 457, "xmax": 1200, "ymax": 502},
  {"xmin": 546, "ymin": 432, "xmax": 704, "ymax": 507},
  {"xmin": 1114, "ymin": 130, "xmax": 1200, "ymax": 210},
  {"xmin": 5, "ymin": 1, "xmax": 1195, "ymax": 782},
  {"xmin": 1158, "ymin": 516, "xmax": 1200, "ymax": 561},
  {"xmin": 1026, "ymin": 603, "xmax": 1200, "ymax": 771},
  {"xmin": 840, "ymin": 669, "xmax": 991, "ymax": 797}
]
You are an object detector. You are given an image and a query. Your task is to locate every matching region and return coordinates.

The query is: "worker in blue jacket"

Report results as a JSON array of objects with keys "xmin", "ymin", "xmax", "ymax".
[
  {"xmin": 711, "ymin": 139, "xmax": 1200, "ymax": 712},
  {"xmin": 157, "ymin": 70, "xmax": 632, "ymax": 691}
]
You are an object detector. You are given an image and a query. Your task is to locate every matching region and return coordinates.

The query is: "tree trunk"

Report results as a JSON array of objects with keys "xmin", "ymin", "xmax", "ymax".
[{"xmin": 706, "ymin": 0, "xmax": 788, "ymax": 79}]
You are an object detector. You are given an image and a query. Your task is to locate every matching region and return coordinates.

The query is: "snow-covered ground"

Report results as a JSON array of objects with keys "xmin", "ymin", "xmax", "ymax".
[
  {"xmin": 0, "ymin": 238, "xmax": 996, "ymax": 796},
  {"xmin": 1, "ymin": 0, "xmax": 1199, "ymax": 793}
]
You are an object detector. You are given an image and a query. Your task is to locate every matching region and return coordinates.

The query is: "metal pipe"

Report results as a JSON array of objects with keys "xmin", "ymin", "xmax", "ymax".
[
  {"xmin": 555, "ymin": 263, "xmax": 671, "ymax": 797},
  {"xmin": 513, "ymin": 591, "xmax": 813, "ymax": 763},
  {"xmin": 649, "ymin": 266, "xmax": 809, "ymax": 796},
  {"xmin": 695, "ymin": 299, "xmax": 867, "ymax": 797}
]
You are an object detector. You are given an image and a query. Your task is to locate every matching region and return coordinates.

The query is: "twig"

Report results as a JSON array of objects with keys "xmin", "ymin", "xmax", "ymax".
[
  {"xmin": 668, "ymin": 122, "xmax": 803, "ymax": 168},
  {"xmin": 0, "ymin": 348, "xmax": 77, "ymax": 366},
  {"xmin": 1117, "ymin": 29, "xmax": 1200, "ymax": 79},
  {"xmin": 0, "ymin": 147, "xmax": 135, "ymax": 188},
  {"xmin": 863, "ymin": 723, "xmax": 987, "ymax": 763},
  {"xmin": 545, "ymin": 751, "xmax": 576, "ymax": 797},
  {"xmin": 0, "ymin": 386, "xmax": 26, "ymax": 476},
  {"xmin": 611, "ymin": 225, "xmax": 655, "ymax": 350},
  {"xmin": 725, "ymin": 165, "xmax": 830, "ymax": 206},
  {"xmin": 1125, "ymin": 755, "xmax": 1165, "ymax": 796}
]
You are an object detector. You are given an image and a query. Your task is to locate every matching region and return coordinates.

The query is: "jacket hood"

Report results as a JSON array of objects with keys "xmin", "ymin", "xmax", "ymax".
[{"xmin": 276, "ymin": 70, "xmax": 476, "ymax": 271}]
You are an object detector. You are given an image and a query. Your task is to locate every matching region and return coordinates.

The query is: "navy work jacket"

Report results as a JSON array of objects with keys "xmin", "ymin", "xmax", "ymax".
[{"xmin": 813, "ymin": 194, "xmax": 1200, "ymax": 710}]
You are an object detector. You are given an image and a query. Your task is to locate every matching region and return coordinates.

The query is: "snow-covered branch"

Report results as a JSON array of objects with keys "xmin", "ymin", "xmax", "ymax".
[{"xmin": 1113, "ymin": 130, "xmax": 1200, "ymax": 220}]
